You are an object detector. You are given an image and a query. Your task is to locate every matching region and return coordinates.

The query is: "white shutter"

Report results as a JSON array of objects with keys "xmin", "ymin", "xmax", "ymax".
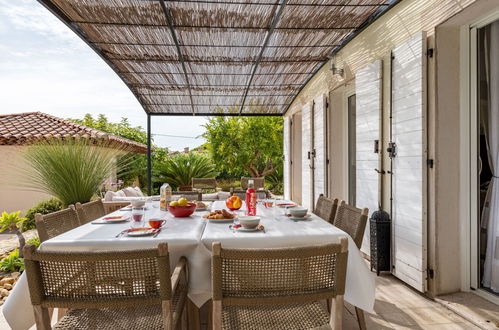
[
  {"xmin": 302, "ymin": 103, "xmax": 312, "ymax": 209},
  {"xmin": 391, "ymin": 32, "xmax": 427, "ymax": 292},
  {"xmin": 283, "ymin": 117, "xmax": 291, "ymax": 200},
  {"xmin": 355, "ymin": 60, "xmax": 382, "ymax": 255},
  {"xmin": 313, "ymin": 94, "xmax": 327, "ymax": 204}
]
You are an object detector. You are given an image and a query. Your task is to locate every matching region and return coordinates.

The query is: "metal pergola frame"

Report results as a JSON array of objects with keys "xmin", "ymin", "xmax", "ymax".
[{"xmin": 37, "ymin": 0, "xmax": 401, "ymax": 195}]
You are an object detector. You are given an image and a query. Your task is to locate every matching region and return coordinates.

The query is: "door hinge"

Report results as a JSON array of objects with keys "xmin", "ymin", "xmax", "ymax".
[
  {"xmin": 387, "ymin": 142, "xmax": 397, "ymax": 158},
  {"xmin": 427, "ymin": 159, "xmax": 434, "ymax": 168},
  {"xmin": 427, "ymin": 48, "xmax": 434, "ymax": 58},
  {"xmin": 326, "ymin": 158, "xmax": 330, "ymax": 165},
  {"xmin": 427, "ymin": 268, "xmax": 434, "ymax": 279}
]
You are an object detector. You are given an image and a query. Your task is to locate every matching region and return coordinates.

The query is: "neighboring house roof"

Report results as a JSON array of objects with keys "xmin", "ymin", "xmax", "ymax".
[{"xmin": 0, "ymin": 112, "xmax": 147, "ymax": 154}]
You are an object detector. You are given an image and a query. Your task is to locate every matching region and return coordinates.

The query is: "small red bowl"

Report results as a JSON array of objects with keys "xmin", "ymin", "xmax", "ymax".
[{"xmin": 167, "ymin": 202, "xmax": 196, "ymax": 217}]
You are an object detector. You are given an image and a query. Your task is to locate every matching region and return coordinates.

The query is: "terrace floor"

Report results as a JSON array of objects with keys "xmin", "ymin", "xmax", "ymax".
[{"xmin": 0, "ymin": 272, "xmax": 493, "ymax": 329}]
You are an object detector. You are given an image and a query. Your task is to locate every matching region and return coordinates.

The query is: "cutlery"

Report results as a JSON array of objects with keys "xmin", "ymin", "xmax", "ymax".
[
  {"xmin": 153, "ymin": 228, "xmax": 161, "ymax": 238},
  {"xmin": 115, "ymin": 229, "xmax": 128, "ymax": 238}
]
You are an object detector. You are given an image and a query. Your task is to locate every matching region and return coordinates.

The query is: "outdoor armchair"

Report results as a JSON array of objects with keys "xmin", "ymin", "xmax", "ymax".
[
  {"xmin": 75, "ymin": 199, "xmax": 106, "ymax": 224},
  {"xmin": 35, "ymin": 206, "xmax": 80, "ymax": 243},
  {"xmin": 192, "ymin": 178, "xmax": 217, "ymax": 191},
  {"xmin": 23, "ymin": 243, "xmax": 188, "ymax": 330},
  {"xmin": 314, "ymin": 194, "xmax": 339, "ymax": 224},
  {"xmin": 211, "ymin": 239, "xmax": 348, "ymax": 330}
]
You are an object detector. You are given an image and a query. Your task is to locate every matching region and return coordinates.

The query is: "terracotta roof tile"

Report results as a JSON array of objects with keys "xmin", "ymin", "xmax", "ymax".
[{"xmin": 0, "ymin": 112, "xmax": 147, "ymax": 154}]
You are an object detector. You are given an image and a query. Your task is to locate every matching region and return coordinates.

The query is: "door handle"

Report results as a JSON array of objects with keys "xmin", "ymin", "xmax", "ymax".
[{"xmin": 375, "ymin": 168, "xmax": 385, "ymax": 174}]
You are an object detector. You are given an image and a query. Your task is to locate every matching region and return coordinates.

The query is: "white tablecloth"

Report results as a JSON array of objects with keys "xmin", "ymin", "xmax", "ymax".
[{"xmin": 4, "ymin": 201, "xmax": 375, "ymax": 330}]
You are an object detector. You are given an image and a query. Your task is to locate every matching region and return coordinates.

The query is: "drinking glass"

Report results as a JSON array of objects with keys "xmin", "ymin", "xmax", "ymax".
[{"xmin": 131, "ymin": 207, "xmax": 145, "ymax": 228}]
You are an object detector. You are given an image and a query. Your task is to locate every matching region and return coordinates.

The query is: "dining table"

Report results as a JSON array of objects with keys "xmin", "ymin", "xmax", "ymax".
[{"xmin": 3, "ymin": 200, "xmax": 375, "ymax": 330}]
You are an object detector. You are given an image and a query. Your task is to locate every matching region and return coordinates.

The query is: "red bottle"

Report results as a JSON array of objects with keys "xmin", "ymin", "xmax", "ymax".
[{"xmin": 245, "ymin": 179, "xmax": 257, "ymax": 216}]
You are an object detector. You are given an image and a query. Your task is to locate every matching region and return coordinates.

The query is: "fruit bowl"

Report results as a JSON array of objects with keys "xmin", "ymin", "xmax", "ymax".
[{"xmin": 167, "ymin": 202, "xmax": 196, "ymax": 217}]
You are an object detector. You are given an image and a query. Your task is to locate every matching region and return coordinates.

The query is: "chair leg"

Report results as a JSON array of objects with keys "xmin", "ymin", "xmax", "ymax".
[
  {"xmin": 57, "ymin": 308, "xmax": 68, "ymax": 321},
  {"xmin": 329, "ymin": 295, "xmax": 344, "ymax": 330},
  {"xmin": 187, "ymin": 299, "xmax": 200, "ymax": 330},
  {"xmin": 355, "ymin": 307, "xmax": 367, "ymax": 330},
  {"xmin": 33, "ymin": 305, "xmax": 52, "ymax": 330}
]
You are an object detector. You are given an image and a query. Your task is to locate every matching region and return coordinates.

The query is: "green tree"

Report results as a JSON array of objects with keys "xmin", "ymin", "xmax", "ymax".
[
  {"xmin": 0, "ymin": 211, "xmax": 28, "ymax": 257},
  {"xmin": 69, "ymin": 114, "xmax": 169, "ymax": 191},
  {"xmin": 202, "ymin": 115, "xmax": 283, "ymax": 177}
]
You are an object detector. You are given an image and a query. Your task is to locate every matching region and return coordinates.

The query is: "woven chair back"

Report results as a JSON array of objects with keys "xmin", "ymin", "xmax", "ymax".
[
  {"xmin": 35, "ymin": 206, "xmax": 80, "ymax": 243},
  {"xmin": 23, "ymin": 243, "xmax": 171, "ymax": 310},
  {"xmin": 314, "ymin": 194, "xmax": 338, "ymax": 223},
  {"xmin": 333, "ymin": 201, "xmax": 369, "ymax": 249},
  {"xmin": 192, "ymin": 178, "xmax": 217, "ymax": 190},
  {"xmin": 76, "ymin": 199, "xmax": 106, "ymax": 224},
  {"xmin": 231, "ymin": 190, "xmax": 267, "ymax": 201},
  {"xmin": 240, "ymin": 177, "xmax": 265, "ymax": 190},
  {"xmin": 212, "ymin": 241, "xmax": 348, "ymax": 306}
]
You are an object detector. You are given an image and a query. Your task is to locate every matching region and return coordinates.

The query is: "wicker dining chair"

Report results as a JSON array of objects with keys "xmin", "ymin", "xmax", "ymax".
[
  {"xmin": 23, "ymin": 243, "xmax": 188, "ymax": 330},
  {"xmin": 211, "ymin": 239, "xmax": 349, "ymax": 330},
  {"xmin": 35, "ymin": 206, "xmax": 80, "ymax": 243},
  {"xmin": 314, "ymin": 194, "xmax": 339, "ymax": 223},
  {"xmin": 75, "ymin": 198, "xmax": 106, "ymax": 224},
  {"xmin": 192, "ymin": 178, "xmax": 217, "ymax": 191},
  {"xmin": 333, "ymin": 201, "xmax": 369, "ymax": 249},
  {"xmin": 333, "ymin": 201, "xmax": 369, "ymax": 330}
]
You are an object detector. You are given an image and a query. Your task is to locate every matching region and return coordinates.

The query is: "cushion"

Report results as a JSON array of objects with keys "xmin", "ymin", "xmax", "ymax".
[
  {"xmin": 217, "ymin": 191, "xmax": 231, "ymax": 200},
  {"xmin": 104, "ymin": 191, "xmax": 116, "ymax": 201},
  {"xmin": 133, "ymin": 186, "xmax": 144, "ymax": 197},
  {"xmin": 123, "ymin": 187, "xmax": 140, "ymax": 197},
  {"xmin": 202, "ymin": 193, "xmax": 219, "ymax": 201}
]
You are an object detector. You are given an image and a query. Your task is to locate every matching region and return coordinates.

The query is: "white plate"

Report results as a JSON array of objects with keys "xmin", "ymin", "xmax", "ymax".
[
  {"xmin": 126, "ymin": 228, "xmax": 156, "ymax": 236},
  {"xmin": 92, "ymin": 216, "xmax": 129, "ymax": 224},
  {"xmin": 230, "ymin": 225, "xmax": 264, "ymax": 232}
]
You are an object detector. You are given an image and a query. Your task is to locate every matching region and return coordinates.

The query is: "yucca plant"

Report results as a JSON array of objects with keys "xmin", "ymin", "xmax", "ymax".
[
  {"xmin": 156, "ymin": 153, "xmax": 218, "ymax": 190},
  {"xmin": 21, "ymin": 139, "xmax": 123, "ymax": 206}
]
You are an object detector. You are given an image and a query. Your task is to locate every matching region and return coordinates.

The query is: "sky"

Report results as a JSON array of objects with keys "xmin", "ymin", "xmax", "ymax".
[{"xmin": 0, "ymin": 0, "xmax": 207, "ymax": 151}]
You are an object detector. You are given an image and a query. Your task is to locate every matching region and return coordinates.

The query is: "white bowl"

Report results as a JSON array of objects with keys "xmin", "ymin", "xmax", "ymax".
[
  {"xmin": 131, "ymin": 199, "xmax": 146, "ymax": 208},
  {"xmin": 238, "ymin": 216, "xmax": 261, "ymax": 229},
  {"xmin": 289, "ymin": 207, "xmax": 308, "ymax": 217}
]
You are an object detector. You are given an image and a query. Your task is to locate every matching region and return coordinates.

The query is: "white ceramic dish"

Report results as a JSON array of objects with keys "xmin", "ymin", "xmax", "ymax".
[
  {"xmin": 289, "ymin": 214, "xmax": 312, "ymax": 221},
  {"xmin": 131, "ymin": 200, "xmax": 146, "ymax": 208},
  {"xmin": 289, "ymin": 207, "xmax": 308, "ymax": 217},
  {"xmin": 238, "ymin": 216, "xmax": 261, "ymax": 229},
  {"xmin": 92, "ymin": 215, "xmax": 129, "ymax": 224},
  {"xmin": 126, "ymin": 228, "xmax": 156, "ymax": 236},
  {"xmin": 232, "ymin": 226, "xmax": 264, "ymax": 232}
]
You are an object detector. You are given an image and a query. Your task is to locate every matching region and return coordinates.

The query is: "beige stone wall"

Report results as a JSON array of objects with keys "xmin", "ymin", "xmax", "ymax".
[
  {"xmin": 0, "ymin": 146, "xmax": 52, "ymax": 214},
  {"xmin": 284, "ymin": 0, "xmax": 494, "ymax": 296}
]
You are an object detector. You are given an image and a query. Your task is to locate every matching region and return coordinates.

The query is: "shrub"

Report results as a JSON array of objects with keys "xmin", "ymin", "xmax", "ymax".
[
  {"xmin": 266, "ymin": 167, "xmax": 283, "ymax": 195},
  {"xmin": 0, "ymin": 211, "xmax": 28, "ymax": 257},
  {"xmin": 26, "ymin": 237, "xmax": 41, "ymax": 248},
  {"xmin": 21, "ymin": 139, "xmax": 124, "ymax": 206},
  {"xmin": 0, "ymin": 249, "xmax": 24, "ymax": 273},
  {"xmin": 23, "ymin": 198, "xmax": 63, "ymax": 231},
  {"xmin": 156, "ymin": 153, "xmax": 218, "ymax": 190},
  {"xmin": 217, "ymin": 180, "xmax": 241, "ymax": 192}
]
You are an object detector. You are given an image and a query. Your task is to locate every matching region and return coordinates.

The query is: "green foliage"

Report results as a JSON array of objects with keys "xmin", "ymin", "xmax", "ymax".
[
  {"xmin": 156, "ymin": 153, "xmax": 218, "ymax": 190},
  {"xmin": 23, "ymin": 198, "xmax": 63, "ymax": 232},
  {"xmin": 22, "ymin": 139, "xmax": 122, "ymax": 206},
  {"xmin": 266, "ymin": 166, "xmax": 284, "ymax": 195},
  {"xmin": 0, "ymin": 211, "xmax": 28, "ymax": 233},
  {"xmin": 0, "ymin": 249, "xmax": 24, "ymax": 273},
  {"xmin": 202, "ymin": 116, "xmax": 283, "ymax": 178},
  {"xmin": 69, "ymin": 114, "xmax": 169, "ymax": 190},
  {"xmin": 26, "ymin": 237, "xmax": 41, "ymax": 248},
  {"xmin": 217, "ymin": 180, "xmax": 241, "ymax": 192}
]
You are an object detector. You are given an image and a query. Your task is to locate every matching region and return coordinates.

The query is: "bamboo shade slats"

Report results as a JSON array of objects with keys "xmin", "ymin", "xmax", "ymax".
[{"xmin": 39, "ymin": 0, "xmax": 394, "ymax": 115}]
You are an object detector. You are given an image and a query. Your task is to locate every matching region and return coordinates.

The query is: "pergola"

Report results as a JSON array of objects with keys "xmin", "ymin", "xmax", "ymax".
[{"xmin": 38, "ymin": 0, "xmax": 399, "ymax": 193}]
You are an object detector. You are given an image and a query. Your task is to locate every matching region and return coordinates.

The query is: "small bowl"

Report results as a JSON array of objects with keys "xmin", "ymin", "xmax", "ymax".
[
  {"xmin": 131, "ymin": 199, "xmax": 146, "ymax": 208},
  {"xmin": 167, "ymin": 202, "xmax": 196, "ymax": 217},
  {"xmin": 238, "ymin": 216, "xmax": 261, "ymax": 229},
  {"xmin": 289, "ymin": 207, "xmax": 308, "ymax": 218}
]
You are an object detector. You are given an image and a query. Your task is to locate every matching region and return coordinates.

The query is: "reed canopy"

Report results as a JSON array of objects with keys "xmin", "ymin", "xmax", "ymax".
[{"xmin": 38, "ymin": 0, "xmax": 396, "ymax": 116}]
